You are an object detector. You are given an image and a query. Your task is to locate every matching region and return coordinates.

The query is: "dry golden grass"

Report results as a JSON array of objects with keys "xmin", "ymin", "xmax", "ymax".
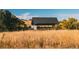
[{"xmin": 0, "ymin": 30, "xmax": 79, "ymax": 48}]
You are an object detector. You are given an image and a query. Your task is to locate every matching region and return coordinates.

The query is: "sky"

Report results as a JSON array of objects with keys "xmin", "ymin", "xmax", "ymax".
[{"xmin": 8, "ymin": 9, "xmax": 79, "ymax": 20}]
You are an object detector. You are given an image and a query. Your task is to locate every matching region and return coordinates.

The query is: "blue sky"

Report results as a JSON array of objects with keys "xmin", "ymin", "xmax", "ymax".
[{"xmin": 9, "ymin": 9, "xmax": 79, "ymax": 20}]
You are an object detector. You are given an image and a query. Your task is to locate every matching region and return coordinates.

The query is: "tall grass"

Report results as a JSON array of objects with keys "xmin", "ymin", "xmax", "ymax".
[{"xmin": 0, "ymin": 30, "xmax": 79, "ymax": 48}]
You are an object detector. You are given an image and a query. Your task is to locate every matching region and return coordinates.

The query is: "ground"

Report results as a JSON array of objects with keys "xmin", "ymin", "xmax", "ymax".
[{"xmin": 0, "ymin": 30, "xmax": 79, "ymax": 48}]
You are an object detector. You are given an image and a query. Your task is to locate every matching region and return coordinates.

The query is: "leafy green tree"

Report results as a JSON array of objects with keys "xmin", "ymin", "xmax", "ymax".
[
  {"xmin": 57, "ymin": 19, "xmax": 69, "ymax": 29},
  {"xmin": 55, "ymin": 17, "xmax": 79, "ymax": 30},
  {"xmin": 67, "ymin": 18, "xmax": 77, "ymax": 29},
  {"xmin": 0, "ymin": 9, "xmax": 27, "ymax": 32},
  {"xmin": 0, "ymin": 9, "xmax": 8, "ymax": 31}
]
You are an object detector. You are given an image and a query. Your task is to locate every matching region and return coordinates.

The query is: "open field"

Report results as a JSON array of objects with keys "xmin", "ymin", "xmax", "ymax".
[{"xmin": 0, "ymin": 30, "xmax": 79, "ymax": 48}]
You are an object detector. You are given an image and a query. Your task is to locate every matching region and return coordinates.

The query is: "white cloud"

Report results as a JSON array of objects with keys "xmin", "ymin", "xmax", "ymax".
[
  {"xmin": 16, "ymin": 13, "xmax": 79, "ymax": 20},
  {"xmin": 16, "ymin": 13, "xmax": 32, "ymax": 20},
  {"xmin": 16, "ymin": 12, "xmax": 40, "ymax": 20}
]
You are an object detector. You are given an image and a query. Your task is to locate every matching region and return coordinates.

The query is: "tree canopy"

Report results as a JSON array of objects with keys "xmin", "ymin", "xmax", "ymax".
[
  {"xmin": 0, "ymin": 9, "xmax": 27, "ymax": 32},
  {"xmin": 55, "ymin": 17, "xmax": 79, "ymax": 30}
]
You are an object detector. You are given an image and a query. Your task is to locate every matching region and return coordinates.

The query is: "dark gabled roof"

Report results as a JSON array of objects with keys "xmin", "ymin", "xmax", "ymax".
[{"xmin": 32, "ymin": 17, "xmax": 58, "ymax": 25}]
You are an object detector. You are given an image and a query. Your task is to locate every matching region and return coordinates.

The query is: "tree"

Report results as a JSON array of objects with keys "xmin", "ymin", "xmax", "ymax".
[
  {"xmin": 0, "ymin": 9, "xmax": 27, "ymax": 32},
  {"xmin": 0, "ymin": 9, "xmax": 8, "ymax": 31},
  {"xmin": 67, "ymin": 18, "xmax": 78, "ymax": 29},
  {"xmin": 57, "ymin": 19, "xmax": 69, "ymax": 29},
  {"xmin": 55, "ymin": 17, "xmax": 79, "ymax": 30}
]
